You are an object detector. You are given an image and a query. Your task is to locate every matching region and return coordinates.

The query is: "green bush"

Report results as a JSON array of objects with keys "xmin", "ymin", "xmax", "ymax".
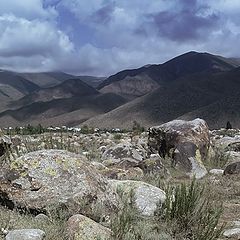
[
  {"xmin": 132, "ymin": 121, "xmax": 145, "ymax": 134},
  {"xmin": 156, "ymin": 179, "xmax": 225, "ymax": 240},
  {"xmin": 113, "ymin": 134, "xmax": 122, "ymax": 140}
]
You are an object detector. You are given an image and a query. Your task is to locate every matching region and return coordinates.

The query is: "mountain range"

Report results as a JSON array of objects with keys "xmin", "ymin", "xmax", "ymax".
[{"xmin": 0, "ymin": 51, "xmax": 239, "ymax": 129}]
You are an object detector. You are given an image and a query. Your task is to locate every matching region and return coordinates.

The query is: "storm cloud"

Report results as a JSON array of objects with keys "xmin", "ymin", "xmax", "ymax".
[{"xmin": 0, "ymin": 0, "xmax": 239, "ymax": 76}]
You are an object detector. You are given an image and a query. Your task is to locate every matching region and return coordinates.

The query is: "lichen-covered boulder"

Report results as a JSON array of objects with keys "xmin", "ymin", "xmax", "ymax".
[
  {"xmin": 0, "ymin": 150, "xmax": 119, "ymax": 219},
  {"xmin": 109, "ymin": 180, "xmax": 166, "ymax": 216},
  {"xmin": 6, "ymin": 229, "xmax": 45, "ymax": 240},
  {"xmin": 67, "ymin": 214, "xmax": 111, "ymax": 240},
  {"xmin": 148, "ymin": 119, "xmax": 209, "ymax": 178}
]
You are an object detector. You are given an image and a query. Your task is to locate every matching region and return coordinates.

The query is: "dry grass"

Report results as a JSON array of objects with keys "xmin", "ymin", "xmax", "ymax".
[{"xmin": 0, "ymin": 207, "xmax": 67, "ymax": 240}]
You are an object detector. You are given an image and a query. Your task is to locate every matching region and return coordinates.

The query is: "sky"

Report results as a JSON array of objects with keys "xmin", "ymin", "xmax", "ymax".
[{"xmin": 0, "ymin": 0, "xmax": 239, "ymax": 76}]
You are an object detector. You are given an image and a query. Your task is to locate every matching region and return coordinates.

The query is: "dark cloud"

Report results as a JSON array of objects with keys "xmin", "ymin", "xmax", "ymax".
[
  {"xmin": 92, "ymin": 2, "xmax": 115, "ymax": 24},
  {"xmin": 146, "ymin": 1, "xmax": 220, "ymax": 42},
  {"xmin": 151, "ymin": 10, "xmax": 219, "ymax": 41}
]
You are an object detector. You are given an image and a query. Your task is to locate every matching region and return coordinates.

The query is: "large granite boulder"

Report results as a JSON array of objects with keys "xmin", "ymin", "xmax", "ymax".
[
  {"xmin": 0, "ymin": 150, "xmax": 119, "ymax": 219},
  {"xmin": 109, "ymin": 180, "xmax": 166, "ymax": 216},
  {"xmin": 67, "ymin": 214, "xmax": 111, "ymax": 240},
  {"xmin": 148, "ymin": 119, "xmax": 209, "ymax": 178}
]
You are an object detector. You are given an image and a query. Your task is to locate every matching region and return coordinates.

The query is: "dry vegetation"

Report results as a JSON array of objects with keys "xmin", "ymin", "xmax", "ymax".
[{"xmin": 0, "ymin": 129, "xmax": 239, "ymax": 240}]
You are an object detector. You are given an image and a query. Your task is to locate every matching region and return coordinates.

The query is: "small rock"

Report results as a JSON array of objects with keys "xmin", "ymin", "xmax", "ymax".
[
  {"xmin": 209, "ymin": 169, "xmax": 224, "ymax": 175},
  {"xmin": 34, "ymin": 214, "xmax": 50, "ymax": 223},
  {"xmin": 67, "ymin": 214, "xmax": 111, "ymax": 240},
  {"xmin": 223, "ymin": 228, "xmax": 240, "ymax": 238},
  {"xmin": 233, "ymin": 221, "xmax": 240, "ymax": 227},
  {"xmin": 102, "ymin": 142, "xmax": 147, "ymax": 162},
  {"xmin": 6, "ymin": 229, "xmax": 45, "ymax": 240}
]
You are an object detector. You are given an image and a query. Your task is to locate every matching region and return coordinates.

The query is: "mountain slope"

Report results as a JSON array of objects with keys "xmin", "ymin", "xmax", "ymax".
[
  {"xmin": 0, "ymin": 70, "xmax": 40, "ymax": 111},
  {"xmin": 19, "ymin": 72, "xmax": 76, "ymax": 88},
  {"xmin": 0, "ymin": 92, "xmax": 127, "ymax": 127},
  {"xmin": 77, "ymin": 76, "xmax": 106, "ymax": 88},
  {"xmin": 178, "ymin": 93, "xmax": 240, "ymax": 129},
  {"xmin": 84, "ymin": 67, "xmax": 240, "ymax": 129},
  {"xmin": 98, "ymin": 51, "xmax": 238, "ymax": 99},
  {"xmin": 9, "ymin": 78, "xmax": 98, "ymax": 109}
]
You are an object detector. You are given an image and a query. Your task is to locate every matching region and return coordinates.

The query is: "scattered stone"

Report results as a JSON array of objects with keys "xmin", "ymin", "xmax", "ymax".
[
  {"xmin": 209, "ymin": 169, "xmax": 224, "ymax": 175},
  {"xmin": 117, "ymin": 167, "xmax": 144, "ymax": 180},
  {"xmin": 223, "ymin": 228, "xmax": 240, "ymax": 238},
  {"xmin": 6, "ymin": 229, "xmax": 45, "ymax": 240},
  {"xmin": 148, "ymin": 119, "xmax": 209, "ymax": 178},
  {"xmin": 102, "ymin": 142, "xmax": 147, "ymax": 162},
  {"xmin": 109, "ymin": 180, "xmax": 166, "ymax": 216},
  {"xmin": 138, "ymin": 154, "xmax": 169, "ymax": 177},
  {"xmin": 224, "ymin": 162, "xmax": 240, "ymax": 175},
  {"xmin": 67, "ymin": 214, "xmax": 111, "ymax": 240},
  {"xmin": 34, "ymin": 214, "xmax": 50, "ymax": 223}
]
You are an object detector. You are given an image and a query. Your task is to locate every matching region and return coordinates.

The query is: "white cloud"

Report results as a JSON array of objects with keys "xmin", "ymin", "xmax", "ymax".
[
  {"xmin": 0, "ymin": 0, "xmax": 57, "ymax": 19},
  {"xmin": 0, "ymin": 0, "xmax": 239, "ymax": 76},
  {"xmin": 0, "ymin": 14, "xmax": 75, "ymax": 72}
]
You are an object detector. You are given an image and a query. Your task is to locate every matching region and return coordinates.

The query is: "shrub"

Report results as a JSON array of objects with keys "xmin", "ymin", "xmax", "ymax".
[
  {"xmin": 113, "ymin": 134, "xmax": 122, "ymax": 140},
  {"xmin": 156, "ymin": 179, "xmax": 225, "ymax": 240},
  {"xmin": 132, "ymin": 121, "xmax": 145, "ymax": 134},
  {"xmin": 207, "ymin": 146, "xmax": 229, "ymax": 168},
  {"xmin": 110, "ymin": 190, "xmax": 137, "ymax": 240}
]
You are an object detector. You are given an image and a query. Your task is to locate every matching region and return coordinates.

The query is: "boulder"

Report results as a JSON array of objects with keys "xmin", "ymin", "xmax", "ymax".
[
  {"xmin": 109, "ymin": 180, "xmax": 166, "ymax": 216},
  {"xmin": 0, "ymin": 150, "xmax": 119, "ymax": 219},
  {"xmin": 148, "ymin": 119, "xmax": 209, "ymax": 178},
  {"xmin": 67, "ymin": 214, "xmax": 111, "ymax": 240},
  {"xmin": 6, "ymin": 229, "xmax": 45, "ymax": 240},
  {"xmin": 102, "ymin": 142, "xmax": 147, "ymax": 163},
  {"xmin": 224, "ymin": 162, "xmax": 240, "ymax": 175}
]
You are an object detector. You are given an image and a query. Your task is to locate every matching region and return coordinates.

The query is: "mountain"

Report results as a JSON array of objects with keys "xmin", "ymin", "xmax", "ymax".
[
  {"xmin": 9, "ymin": 78, "xmax": 98, "ymax": 109},
  {"xmin": 20, "ymin": 72, "xmax": 105, "ymax": 88},
  {"xmin": 0, "ymin": 70, "xmax": 40, "ymax": 111},
  {"xmin": 84, "ymin": 67, "xmax": 240, "ymax": 129},
  {"xmin": 98, "ymin": 51, "xmax": 238, "ymax": 99},
  {"xmin": 0, "ymin": 93, "xmax": 127, "ymax": 127},
  {"xmin": 0, "ymin": 51, "xmax": 239, "ymax": 128},
  {"xmin": 19, "ymin": 72, "xmax": 76, "ymax": 88},
  {"xmin": 178, "ymin": 92, "xmax": 240, "ymax": 129},
  {"xmin": 77, "ymin": 76, "xmax": 106, "ymax": 88},
  {"xmin": 0, "ymin": 77, "xmax": 127, "ymax": 127}
]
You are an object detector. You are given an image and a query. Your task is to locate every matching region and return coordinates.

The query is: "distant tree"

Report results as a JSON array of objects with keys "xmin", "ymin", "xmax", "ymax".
[
  {"xmin": 14, "ymin": 126, "xmax": 21, "ymax": 135},
  {"xmin": 37, "ymin": 123, "xmax": 44, "ymax": 134},
  {"xmin": 226, "ymin": 121, "xmax": 232, "ymax": 130}
]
